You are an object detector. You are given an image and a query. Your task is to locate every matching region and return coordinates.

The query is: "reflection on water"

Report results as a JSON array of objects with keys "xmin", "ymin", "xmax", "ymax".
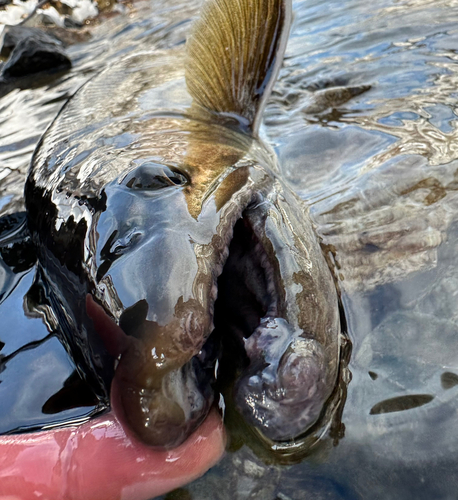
[{"xmin": 1, "ymin": 0, "xmax": 458, "ymax": 497}]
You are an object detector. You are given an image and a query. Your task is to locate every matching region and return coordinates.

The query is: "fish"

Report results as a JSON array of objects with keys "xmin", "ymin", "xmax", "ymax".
[{"xmin": 24, "ymin": 0, "xmax": 341, "ymax": 448}]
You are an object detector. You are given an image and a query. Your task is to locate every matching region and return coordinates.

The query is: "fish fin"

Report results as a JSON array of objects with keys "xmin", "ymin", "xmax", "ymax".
[{"xmin": 186, "ymin": 0, "xmax": 291, "ymax": 135}]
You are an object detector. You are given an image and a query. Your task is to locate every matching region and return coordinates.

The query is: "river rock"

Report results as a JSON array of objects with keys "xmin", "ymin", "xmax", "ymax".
[
  {"xmin": 1, "ymin": 26, "xmax": 49, "ymax": 58},
  {"xmin": 0, "ymin": 25, "xmax": 71, "ymax": 79}
]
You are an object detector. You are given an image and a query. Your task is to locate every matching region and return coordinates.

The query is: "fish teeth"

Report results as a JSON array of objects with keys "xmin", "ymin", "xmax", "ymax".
[{"xmin": 251, "ymin": 226, "xmax": 279, "ymax": 317}]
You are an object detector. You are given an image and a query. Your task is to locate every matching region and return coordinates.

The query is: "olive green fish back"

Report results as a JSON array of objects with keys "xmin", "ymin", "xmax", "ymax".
[{"xmin": 186, "ymin": 0, "xmax": 291, "ymax": 135}]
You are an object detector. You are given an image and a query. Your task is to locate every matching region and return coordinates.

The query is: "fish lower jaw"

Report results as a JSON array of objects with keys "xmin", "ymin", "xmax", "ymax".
[{"xmin": 210, "ymin": 205, "xmax": 336, "ymax": 443}]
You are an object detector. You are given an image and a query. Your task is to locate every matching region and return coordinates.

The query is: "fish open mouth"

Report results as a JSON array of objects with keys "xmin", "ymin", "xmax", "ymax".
[
  {"xmin": 213, "ymin": 210, "xmax": 279, "ymax": 353},
  {"xmin": 208, "ymin": 201, "xmax": 338, "ymax": 443},
  {"xmin": 209, "ymin": 208, "xmax": 284, "ymax": 423},
  {"xmin": 192, "ymin": 204, "xmax": 280, "ymax": 396},
  {"xmin": 108, "ymin": 192, "xmax": 337, "ymax": 447}
]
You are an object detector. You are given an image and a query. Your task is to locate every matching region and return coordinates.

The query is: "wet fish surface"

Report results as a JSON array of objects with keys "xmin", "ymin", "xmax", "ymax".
[{"xmin": 21, "ymin": 0, "xmax": 341, "ymax": 447}]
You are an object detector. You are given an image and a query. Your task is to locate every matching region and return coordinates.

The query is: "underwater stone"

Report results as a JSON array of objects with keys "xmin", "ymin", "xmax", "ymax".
[{"xmin": 1, "ymin": 25, "xmax": 71, "ymax": 79}]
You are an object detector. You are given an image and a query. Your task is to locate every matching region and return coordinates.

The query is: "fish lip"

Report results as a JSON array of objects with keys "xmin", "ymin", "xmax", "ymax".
[
  {"xmin": 110, "ymin": 373, "xmax": 224, "ymax": 455},
  {"xmin": 111, "ymin": 371, "xmax": 212, "ymax": 450}
]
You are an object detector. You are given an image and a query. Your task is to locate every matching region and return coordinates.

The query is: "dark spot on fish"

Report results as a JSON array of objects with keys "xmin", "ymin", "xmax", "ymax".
[
  {"xmin": 119, "ymin": 299, "xmax": 149, "ymax": 337},
  {"xmin": 42, "ymin": 370, "xmax": 100, "ymax": 414},
  {"xmin": 0, "ymin": 341, "xmax": 4, "ymax": 353},
  {"xmin": 441, "ymin": 372, "xmax": 458, "ymax": 390},
  {"xmin": 368, "ymin": 371, "xmax": 378, "ymax": 380},
  {"xmin": 122, "ymin": 162, "xmax": 188, "ymax": 190},
  {"xmin": 370, "ymin": 394, "xmax": 434, "ymax": 415}
]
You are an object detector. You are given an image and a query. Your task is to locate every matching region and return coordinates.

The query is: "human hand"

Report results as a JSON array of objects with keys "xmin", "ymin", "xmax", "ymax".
[{"xmin": 0, "ymin": 407, "xmax": 225, "ymax": 500}]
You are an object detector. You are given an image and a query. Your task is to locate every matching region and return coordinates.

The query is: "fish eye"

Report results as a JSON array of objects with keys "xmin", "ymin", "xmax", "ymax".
[{"xmin": 121, "ymin": 162, "xmax": 188, "ymax": 190}]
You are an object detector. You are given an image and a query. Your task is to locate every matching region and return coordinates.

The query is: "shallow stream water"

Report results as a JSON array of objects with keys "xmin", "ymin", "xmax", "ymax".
[{"xmin": 1, "ymin": 0, "xmax": 458, "ymax": 498}]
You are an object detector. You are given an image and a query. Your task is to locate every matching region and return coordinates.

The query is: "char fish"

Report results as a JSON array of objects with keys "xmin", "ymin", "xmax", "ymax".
[{"xmin": 25, "ymin": 0, "xmax": 341, "ymax": 448}]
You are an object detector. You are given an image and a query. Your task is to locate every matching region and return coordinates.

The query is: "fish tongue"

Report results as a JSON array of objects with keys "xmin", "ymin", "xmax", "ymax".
[{"xmin": 235, "ymin": 317, "xmax": 329, "ymax": 442}]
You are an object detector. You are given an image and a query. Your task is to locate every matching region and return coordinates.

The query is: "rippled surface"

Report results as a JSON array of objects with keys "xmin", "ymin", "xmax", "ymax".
[{"xmin": 1, "ymin": 0, "xmax": 458, "ymax": 497}]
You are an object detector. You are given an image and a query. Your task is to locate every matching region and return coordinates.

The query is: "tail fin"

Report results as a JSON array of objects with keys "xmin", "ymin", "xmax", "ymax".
[{"xmin": 186, "ymin": 0, "xmax": 292, "ymax": 135}]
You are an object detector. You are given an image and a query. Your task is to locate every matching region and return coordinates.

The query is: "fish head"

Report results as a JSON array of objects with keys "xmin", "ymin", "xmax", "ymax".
[
  {"xmin": 27, "ymin": 0, "xmax": 342, "ymax": 450},
  {"xmin": 89, "ymin": 121, "xmax": 272, "ymax": 447}
]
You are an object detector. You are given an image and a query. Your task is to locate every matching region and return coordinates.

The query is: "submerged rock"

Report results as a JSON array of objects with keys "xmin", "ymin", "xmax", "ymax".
[
  {"xmin": 0, "ymin": 25, "xmax": 71, "ymax": 79},
  {"xmin": 1, "ymin": 25, "xmax": 56, "ymax": 58}
]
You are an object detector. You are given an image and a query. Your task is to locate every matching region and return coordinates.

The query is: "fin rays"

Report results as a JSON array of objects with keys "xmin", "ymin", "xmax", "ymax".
[{"xmin": 186, "ymin": 0, "xmax": 291, "ymax": 135}]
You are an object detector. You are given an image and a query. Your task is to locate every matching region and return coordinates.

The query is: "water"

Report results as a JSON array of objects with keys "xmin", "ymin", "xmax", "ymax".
[{"xmin": 1, "ymin": 0, "xmax": 458, "ymax": 498}]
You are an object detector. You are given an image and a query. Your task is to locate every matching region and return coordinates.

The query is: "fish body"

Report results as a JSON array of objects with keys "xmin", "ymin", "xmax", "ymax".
[{"xmin": 25, "ymin": 0, "xmax": 341, "ymax": 447}]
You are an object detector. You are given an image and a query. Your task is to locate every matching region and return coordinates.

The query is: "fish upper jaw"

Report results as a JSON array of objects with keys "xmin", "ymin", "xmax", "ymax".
[{"xmin": 87, "ymin": 291, "xmax": 217, "ymax": 449}]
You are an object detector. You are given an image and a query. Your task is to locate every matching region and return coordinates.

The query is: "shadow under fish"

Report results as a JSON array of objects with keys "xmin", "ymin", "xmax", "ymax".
[{"xmin": 23, "ymin": 0, "xmax": 342, "ymax": 448}]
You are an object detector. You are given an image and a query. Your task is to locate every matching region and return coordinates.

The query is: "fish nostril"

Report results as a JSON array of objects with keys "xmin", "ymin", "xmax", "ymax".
[
  {"xmin": 96, "ymin": 228, "xmax": 143, "ymax": 281},
  {"xmin": 166, "ymin": 170, "xmax": 188, "ymax": 186},
  {"xmin": 109, "ymin": 228, "xmax": 142, "ymax": 256},
  {"xmin": 121, "ymin": 162, "xmax": 189, "ymax": 190}
]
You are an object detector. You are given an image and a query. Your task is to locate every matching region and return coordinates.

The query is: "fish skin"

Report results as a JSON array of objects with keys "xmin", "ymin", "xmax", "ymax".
[{"xmin": 25, "ymin": 0, "xmax": 340, "ymax": 447}]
